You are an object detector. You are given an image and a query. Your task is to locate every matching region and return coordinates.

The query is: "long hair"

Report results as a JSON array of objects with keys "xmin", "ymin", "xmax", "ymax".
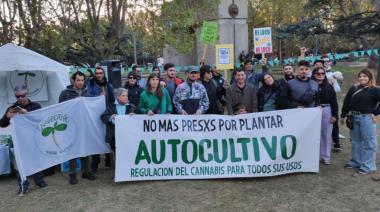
[
  {"xmin": 356, "ymin": 68, "xmax": 376, "ymax": 87},
  {"xmin": 311, "ymin": 67, "xmax": 328, "ymax": 85},
  {"xmin": 261, "ymin": 73, "xmax": 277, "ymax": 88},
  {"xmin": 146, "ymin": 73, "xmax": 163, "ymax": 101}
]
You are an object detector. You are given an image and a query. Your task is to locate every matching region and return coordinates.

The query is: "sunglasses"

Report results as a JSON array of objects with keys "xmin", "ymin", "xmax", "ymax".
[
  {"xmin": 15, "ymin": 94, "xmax": 27, "ymax": 99},
  {"xmin": 128, "ymin": 77, "xmax": 137, "ymax": 80},
  {"xmin": 314, "ymin": 72, "xmax": 325, "ymax": 76}
]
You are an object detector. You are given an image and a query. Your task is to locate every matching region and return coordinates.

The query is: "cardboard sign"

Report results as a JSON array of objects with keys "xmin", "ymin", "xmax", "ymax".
[
  {"xmin": 200, "ymin": 21, "xmax": 219, "ymax": 44},
  {"xmin": 253, "ymin": 27, "xmax": 272, "ymax": 54},
  {"xmin": 216, "ymin": 44, "xmax": 234, "ymax": 70}
]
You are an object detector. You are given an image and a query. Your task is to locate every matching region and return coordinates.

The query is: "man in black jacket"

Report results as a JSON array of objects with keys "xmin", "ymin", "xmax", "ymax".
[
  {"xmin": 59, "ymin": 71, "xmax": 96, "ymax": 185},
  {"xmin": 0, "ymin": 85, "xmax": 47, "ymax": 196},
  {"xmin": 87, "ymin": 67, "xmax": 114, "ymax": 171},
  {"xmin": 200, "ymin": 65, "xmax": 226, "ymax": 114}
]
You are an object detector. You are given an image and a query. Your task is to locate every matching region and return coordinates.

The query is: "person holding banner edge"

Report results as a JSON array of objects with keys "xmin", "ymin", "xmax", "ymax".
[
  {"xmin": 101, "ymin": 88, "xmax": 137, "ymax": 163},
  {"xmin": 59, "ymin": 71, "xmax": 96, "ymax": 185},
  {"xmin": 0, "ymin": 85, "xmax": 48, "ymax": 196},
  {"xmin": 87, "ymin": 66, "xmax": 115, "ymax": 172}
]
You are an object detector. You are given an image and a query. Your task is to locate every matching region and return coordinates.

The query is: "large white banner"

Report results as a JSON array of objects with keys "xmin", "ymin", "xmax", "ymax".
[
  {"xmin": 115, "ymin": 108, "xmax": 322, "ymax": 182},
  {"xmin": 11, "ymin": 96, "xmax": 111, "ymax": 180}
]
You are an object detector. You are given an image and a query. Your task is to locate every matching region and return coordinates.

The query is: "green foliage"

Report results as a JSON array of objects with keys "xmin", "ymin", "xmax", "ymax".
[{"xmin": 160, "ymin": 0, "xmax": 219, "ymax": 53}]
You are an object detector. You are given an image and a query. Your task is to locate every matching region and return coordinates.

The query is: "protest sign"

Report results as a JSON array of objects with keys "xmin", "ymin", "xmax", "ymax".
[
  {"xmin": 115, "ymin": 108, "xmax": 322, "ymax": 182},
  {"xmin": 216, "ymin": 44, "xmax": 234, "ymax": 70},
  {"xmin": 253, "ymin": 27, "xmax": 273, "ymax": 54},
  {"xmin": 11, "ymin": 96, "xmax": 111, "ymax": 180},
  {"xmin": 200, "ymin": 21, "xmax": 219, "ymax": 44}
]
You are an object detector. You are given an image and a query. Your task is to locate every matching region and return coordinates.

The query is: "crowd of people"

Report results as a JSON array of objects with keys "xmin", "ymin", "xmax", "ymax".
[{"xmin": 1, "ymin": 47, "xmax": 380, "ymax": 196}]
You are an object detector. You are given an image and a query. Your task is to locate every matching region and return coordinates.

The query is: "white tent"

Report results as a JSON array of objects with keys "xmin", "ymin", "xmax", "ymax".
[{"xmin": 0, "ymin": 43, "xmax": 70, "ymax": 134}]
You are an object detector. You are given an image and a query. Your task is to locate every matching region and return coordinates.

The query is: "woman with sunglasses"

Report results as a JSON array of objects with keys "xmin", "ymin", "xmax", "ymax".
[
  {"xmin": 341, "ymin": 69, "xmax": 380, "ymax": 174},
  {"xmin": 124, "ymin": 71, "xmax": 144, "ymax": 108},
  {"xmin": 257, "ymin": 73, "xmax": 281, "ymax": 112},
  {"xmin": 139, "ymin": 73, "xmax": 172, "ymax": 115},
  {"xmin": 312, "ymin": 67, "xmax": 338, "ymax": 165}
]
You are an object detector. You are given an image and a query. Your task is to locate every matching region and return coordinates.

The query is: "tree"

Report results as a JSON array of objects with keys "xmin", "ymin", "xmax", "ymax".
[
  {"xmin": 160, "ymin": 0, "xmax": 219, "ymax": 53},
  {"xmin": 0, "ymin": 0, "xmax": 18, "ymax": 44},
  {"xmin": 278, "ymin": 0, "xmax": 380, "ymax": 80}
]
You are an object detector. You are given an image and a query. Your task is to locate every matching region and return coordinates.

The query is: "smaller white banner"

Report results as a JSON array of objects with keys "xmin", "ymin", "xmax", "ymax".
[{"xmin": 11, "ymin": 96, "xmax": 110, "ymax": 180}]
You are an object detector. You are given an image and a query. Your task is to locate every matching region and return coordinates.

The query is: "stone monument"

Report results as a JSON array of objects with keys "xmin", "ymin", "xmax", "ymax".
[{"xmin": 163, "ymin": 0, "xmax": 249, "ymax": 67}]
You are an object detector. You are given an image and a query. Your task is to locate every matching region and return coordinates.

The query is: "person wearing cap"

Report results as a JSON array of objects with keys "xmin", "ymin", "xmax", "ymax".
[
  {"xmin": 278, "ymin": 60, "xmax": 319, "ymax": 109},
  {"xmin": 124, "ymin": 71, "xmax": 144, "ymax": 109},
  {"xmin": 0, "ymin": 85, "xmax": 47, "ymax": 196},
  {"xmin": 226, "ymin": 68, "xmax": 257, "ymax": 115},
  {"xmin": 86, "ymin": 66, "xmax": 115, "ymax": 172},
  {"xmin": 200, "ymin": 65, "xmax": 226, "ymax": 114},
  {"xmin": 173, "ymin": 66, "xmax": 209, "ymax": 115}
]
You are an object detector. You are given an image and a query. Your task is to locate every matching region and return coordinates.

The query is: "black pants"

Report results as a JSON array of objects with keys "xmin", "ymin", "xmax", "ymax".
[
  {"xmin": 332, "ymin": 119, "xmax": 340, "ymax": 145},
  {"xmin": 91, "ymin": 154, "xmax": 111, "ymax": 168},
  {"xmin": 69, "ymin": 157, "xmax": 90, "ymax": 175}
]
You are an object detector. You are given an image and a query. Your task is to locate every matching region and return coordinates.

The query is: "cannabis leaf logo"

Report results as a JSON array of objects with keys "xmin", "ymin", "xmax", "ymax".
[
  {"xmin": 18, "ymin": 71, "xmax": 36, "ymax": 88},
  {"xmin": 41, "ymin": 121, "xmax": 67, "ymax": 150}
]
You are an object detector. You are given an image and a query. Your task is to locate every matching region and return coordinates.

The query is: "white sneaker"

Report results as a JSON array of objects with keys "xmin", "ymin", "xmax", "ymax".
[
  {"xmin": 323, "ymin": 160, "xmax": 331, "ymax": 165},
  {"xmin": 339, "ymin": 133, "xmax": 345, "ymax": 139}
]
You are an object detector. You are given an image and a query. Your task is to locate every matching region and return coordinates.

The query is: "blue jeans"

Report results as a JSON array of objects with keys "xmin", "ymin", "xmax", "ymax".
[
  {"xmin": 18, "ymin": 172, "xmax": 44, "ymax": 189},
  {"xmin": 347, "ymin": 114, "xmax": 377, "ymax": 172}
]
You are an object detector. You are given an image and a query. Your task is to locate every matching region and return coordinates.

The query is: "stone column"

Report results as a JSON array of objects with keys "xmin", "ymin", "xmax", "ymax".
[{"xmin": 198, "ymin": 0, "xmax": 248, "ymax": 66}]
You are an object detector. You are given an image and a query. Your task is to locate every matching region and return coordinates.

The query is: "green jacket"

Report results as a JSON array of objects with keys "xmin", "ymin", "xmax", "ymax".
[{"xmin": 139, "ymin": 88, "xmax": 173, "ymax": 114}]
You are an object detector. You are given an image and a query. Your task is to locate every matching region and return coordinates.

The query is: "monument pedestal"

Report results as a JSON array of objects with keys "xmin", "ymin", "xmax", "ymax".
[{"xmin": 164, "ymin": 0, "xmax": 248, "ymax": 67}]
